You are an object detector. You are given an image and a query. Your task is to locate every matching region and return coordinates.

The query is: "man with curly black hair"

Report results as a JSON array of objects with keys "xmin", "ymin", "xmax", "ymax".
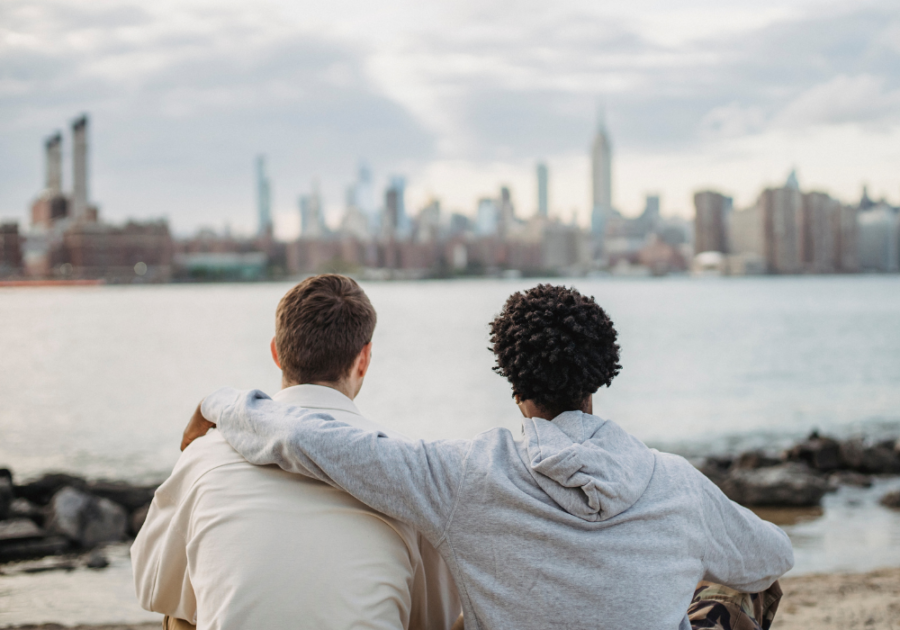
[
  {"xmin": 489, "ymin": 283, "xmax": 621, "ymax": 419},
  {"xmin": 188, "ymin": 282, "xmax": 794, "ymax": 630}
]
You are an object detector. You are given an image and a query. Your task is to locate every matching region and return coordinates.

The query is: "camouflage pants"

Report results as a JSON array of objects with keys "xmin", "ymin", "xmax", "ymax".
[{"xmin": 687, "ymin": 581, "xmax": 783, "ymax": 630}]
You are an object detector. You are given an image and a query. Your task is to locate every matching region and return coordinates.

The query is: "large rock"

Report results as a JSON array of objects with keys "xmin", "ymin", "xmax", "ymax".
[
  {"xmin": 45, "ymin": 487, "xmax": 127, "ymax": 547},
  {"xmin": 9, "ymin": 497, "xmax": 44, "ymax": 526},
  {"xmin": 719, "ymin": 463, "xmax": 829, "ymax": 507},
  {"xmin": 87, "ymin": 480, "xmax": 158, "ymax": 512},
  {"xmin": 0, "ymin": 518, "xmax": 61, "ymax": 564},
  {"xmin": 0, "ymin": 536, "xmax": 69, "ymax": 563},
  {"xmin": 0, "ymin": 475, "xmax": 12, "ymax": 520},
  {"xmin": 697, "ymin": 456, "xmax": 733, "ymax": 487},
  {"xmin": 839, "ymin": 439, "xmax": 900, "ymax": 474},
  {"xmin": 732, "ymin": 450, "xmax": 782, "ymax": 470},
  {"xmin": 786, "ymin": 432, "xmax": 842, "ymax": 472},
  {"xmin": 14, "ymin": 473, "xmax": 87, "ymax": 505},
  {"xmin": 0, "ymin": 518, "xmax": 43, "ymax": 541},
  {"xmin": 880, "ymin": 490, "xmax": 900, "ymax": 509},
  {"xmin": 828, "ymin": 471, "xmax": 873, "ymax": 490},
  {"xmin": 130, "ymin": 503, "xmax": 151, "ymax": 536}
]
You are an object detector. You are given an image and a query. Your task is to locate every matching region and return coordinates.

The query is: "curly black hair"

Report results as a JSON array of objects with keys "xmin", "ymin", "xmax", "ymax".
[{"xmin": 489, "ymin": 284, "xmax": 621, "ymax": 414}]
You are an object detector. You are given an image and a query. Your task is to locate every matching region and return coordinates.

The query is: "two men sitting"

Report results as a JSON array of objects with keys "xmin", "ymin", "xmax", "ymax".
[{"xmin": 134, "ymin": 274, "xmax": 792, "ymax": 630}]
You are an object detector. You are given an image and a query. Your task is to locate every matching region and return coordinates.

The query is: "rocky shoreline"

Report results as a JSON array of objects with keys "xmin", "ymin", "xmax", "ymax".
[
  {"xmin": 697, "ymin": 431, "xmax": 900, "ymax": 508},
  {"xmin": 3, "ymin": 430, "xmax": 900, "ymax": 566},
  {"xmin": 0, "ymin": 470, "xmax": 158, "ymax": 566}
]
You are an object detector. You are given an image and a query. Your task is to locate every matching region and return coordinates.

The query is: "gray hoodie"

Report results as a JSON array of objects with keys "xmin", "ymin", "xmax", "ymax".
[{"xmin": 202, "ymin": 388, "xmax": 793, "ymax": 630}]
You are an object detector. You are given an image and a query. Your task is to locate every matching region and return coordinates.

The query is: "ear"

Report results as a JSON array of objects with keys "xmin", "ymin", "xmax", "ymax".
[
  {"xmin": 355, "ymin": 342, "xmax": 373, "ymax": 378},
  {"xmin": 270, "ymin": 337, "xmax": 282, "ymax": 369}
]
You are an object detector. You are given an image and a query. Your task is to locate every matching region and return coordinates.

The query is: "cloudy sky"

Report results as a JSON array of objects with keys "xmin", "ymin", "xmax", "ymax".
[{"xmin": 2, "ymin": 0, "xmax": 899, "ymax": 237}]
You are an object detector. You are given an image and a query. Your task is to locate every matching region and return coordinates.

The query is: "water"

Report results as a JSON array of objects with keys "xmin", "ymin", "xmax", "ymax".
[{"xmin": 1, "ymin": 276, "xmax": 900, "ymax": 624}]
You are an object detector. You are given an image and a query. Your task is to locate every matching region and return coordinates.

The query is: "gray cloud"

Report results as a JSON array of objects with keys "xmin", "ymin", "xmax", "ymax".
[
  {"xmin": 398, "ymin": 0, "xmax": 900, "ymax": 155},
  {"xmin": 0, "ymin": 1, "xmax": 433, "ymax": 232},
  {"xmin": 2, "ymin": 0, "xmax": 899, "ymax": 230}
]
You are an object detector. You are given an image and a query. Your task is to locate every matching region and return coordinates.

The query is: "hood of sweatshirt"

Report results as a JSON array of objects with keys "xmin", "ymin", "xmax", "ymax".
[{"xmin": 522, "ymin": 411, "xmax": 656, "ymax": 522}]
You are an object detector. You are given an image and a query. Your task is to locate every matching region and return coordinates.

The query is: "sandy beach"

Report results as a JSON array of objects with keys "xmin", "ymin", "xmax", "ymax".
[
  {"xmin": 2, "ymin": 567, "xmax": 898, "ymax": 630},
  {"xmin": 775, "ymin": 567, "xmax": 900, "ymax": 629}
]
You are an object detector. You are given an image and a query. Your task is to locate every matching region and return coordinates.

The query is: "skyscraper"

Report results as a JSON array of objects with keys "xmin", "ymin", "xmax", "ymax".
[
  {"xmin": 694, "ymin": 191, "xmax": 732, "ymax": 254},
  {"xmin": 590, "ymin": 109, "xmax": 612, "ymax": 238},
  {"xmin": 356, "ymin": 161, "xmax": 377, "ymax": 233},
  {"xmin": 383, "ymin": 176, "xmax": 408, "ymax": 238},
  {"xmin": 256, "ymin": 155, "xmax": 272, "ymax": 237},
  {"xmin": 71, "ymin": 115, "xmax": 89, "ymax": 221},
  {"xmin": 498, "ymin": 186, "xmax": 516, "ymax": 236},
  {"xmin": 299, "ymin": 180, "xmax": 325, "ymax": 238},
  {"xmin": 536, "ymin": 162, "xmax": 548, "ymax": 218},
  {"xmin": 476, "ymin": 198, "xmax": 499, "ymax": 236}
]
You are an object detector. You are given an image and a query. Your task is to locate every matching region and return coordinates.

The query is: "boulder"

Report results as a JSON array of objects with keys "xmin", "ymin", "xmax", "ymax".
[
  {"xmin": 697, "ymin": 456, "xmax": 733, "ymax": 487},
  {"xmin": 9, "ymin": 497, "xmax": 45, "ymax": 526},
  {"xmin": 827, "ymin": 471, "xmax": 873, "ymax": 490},
  {"xmin": 46, "ymin": 487, "xmax": 127, "ymax": 548},
  {"xmin": 0, "ymin": 536, "xmax": 69, "ymax": 563},
  {"xmin": 87, "ymin": 480, "xmax": 158, "ymax": 512},
  {"xmin": 719, "ymin": 463, "xmax": 829, "ymax": 507},
  {"xmin": 785, "ymin": 432, "xmax": 842, "ymax": 472},
  {"xmin": 732, "ymin": 451, "xmax": 782, "ymax": 470},
  {"xmin": 880, "ymin": 490, "xmax": 900, "ymax": 509},
  {"xmin": 85, "ymin": 549, "xmax": 110, "ymax": 569},
  {"xmin": 14, "ymin": 473, "xmax": 87, "ymax": 505},
  {"xmin": 0, "ymin": 518, "xmax": 43, "ymax": 541},
  {"xmin": 0, "ymin": 475, "xmax": 12, "ymax": 520},
  {"xmin": 131, "ymin": 503, "xmax": 151, "ymax": 536},
  {"xmin": 839, "ymin": 439, "xmax": 900, "ymax": 474}
]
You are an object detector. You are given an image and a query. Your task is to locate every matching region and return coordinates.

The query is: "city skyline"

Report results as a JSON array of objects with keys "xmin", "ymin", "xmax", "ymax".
[{"xmin": 2, "ymin": 0, "xmax": 900, "ymax": 237}]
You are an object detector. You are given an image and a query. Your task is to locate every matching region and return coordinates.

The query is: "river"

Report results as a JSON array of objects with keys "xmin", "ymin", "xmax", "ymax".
[{"xmin": 2, "ymin": 276, "xmax": 900, "ymax": 624}]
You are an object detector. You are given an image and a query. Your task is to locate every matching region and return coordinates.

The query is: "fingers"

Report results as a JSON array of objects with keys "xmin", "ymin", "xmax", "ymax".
[{"xmin": 181, "ymin": 402, "xmax": 215, "ymax": 451}]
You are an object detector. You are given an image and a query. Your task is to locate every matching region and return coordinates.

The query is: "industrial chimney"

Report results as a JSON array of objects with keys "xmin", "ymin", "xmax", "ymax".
[
  {"xmin": 45, "ymin": 132, "xmax": 62, "ymax": 194},
  {"xmin": 71, "ymin": 114, "xmax": 89, "ymax": 221}
]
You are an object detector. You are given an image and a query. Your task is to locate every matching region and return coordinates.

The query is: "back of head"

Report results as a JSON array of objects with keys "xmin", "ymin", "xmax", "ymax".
[
  {"xmin": 276, "ymin": 274, "xmax": 376, "ymax": 384},
  {"xmin": 489, "ymin": 284, "xmax": 621, "ymax": 415}
]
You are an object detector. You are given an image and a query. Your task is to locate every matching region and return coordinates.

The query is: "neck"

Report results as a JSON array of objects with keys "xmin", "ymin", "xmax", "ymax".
[
  {"xmin": 281, "ymin": 374, "xmax": 356, "ymax": 400},
  {"xmin": 519, "ymin": 396, "xmax": 593, "ymax": 420}
]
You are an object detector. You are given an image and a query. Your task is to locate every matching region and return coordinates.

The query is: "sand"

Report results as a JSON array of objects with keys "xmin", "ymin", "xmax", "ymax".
[
  {"xmin": 4, "ymin": 568, "xmax": 900, "ymax": 630},
  {"xmin": 775, "ymin": 567, "xmax": 900, "ymax": 629}
]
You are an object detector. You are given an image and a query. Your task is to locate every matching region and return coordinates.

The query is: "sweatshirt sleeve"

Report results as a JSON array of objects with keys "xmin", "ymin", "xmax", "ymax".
[
  {"xmin": 697, "ymin": 473, "xmax": 794, "ymax": 592},
  {"xmin": 202, "ymin": 388, "xmax": 473, "ymax": 543}
]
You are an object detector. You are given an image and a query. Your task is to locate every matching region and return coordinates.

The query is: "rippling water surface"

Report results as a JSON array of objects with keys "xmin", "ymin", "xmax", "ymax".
[{"xmin": 1, "ymin": 276, "xmax": 900, "ymax": 624}]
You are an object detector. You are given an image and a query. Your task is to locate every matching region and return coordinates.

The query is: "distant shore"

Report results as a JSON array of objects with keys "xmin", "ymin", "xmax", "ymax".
[{"xmin": 1, "ymin": 566, "xmax": 898, "ymax": 630}]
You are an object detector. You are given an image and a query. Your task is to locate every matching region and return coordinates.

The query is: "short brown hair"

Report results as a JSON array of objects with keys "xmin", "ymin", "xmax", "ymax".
[{"xmin": 275, "ymin": 274, "xmax": 377, "ymax": 384}]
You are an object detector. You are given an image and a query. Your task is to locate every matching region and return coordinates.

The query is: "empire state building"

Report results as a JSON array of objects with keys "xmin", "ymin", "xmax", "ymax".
[{"xmin": 591, "ymin": 111, "xmax": 612, "ymax": 239}]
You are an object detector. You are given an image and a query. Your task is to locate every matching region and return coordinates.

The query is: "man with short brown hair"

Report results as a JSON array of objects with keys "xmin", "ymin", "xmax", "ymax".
[{"xmin": 132, "ymin": 274, "xmax": 460, "ymax": 630}]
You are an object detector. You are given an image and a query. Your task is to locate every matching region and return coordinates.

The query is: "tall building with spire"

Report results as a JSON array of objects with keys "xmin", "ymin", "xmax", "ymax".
[
  {"xmin": 256, "ymin": 155, "xmax": 272, "ymax": 237},
  {"xmin": 591, "ymin": 109, "xmax": 612, "ymax": 239}
]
